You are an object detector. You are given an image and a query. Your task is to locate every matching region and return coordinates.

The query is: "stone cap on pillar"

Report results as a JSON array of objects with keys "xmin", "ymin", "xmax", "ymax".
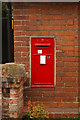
[
  {"xmin": 2, "ymin": 63, "xmax": 28, "ymax": 86},
  {"xmin": 2, "ymin": 63, "xmax": 26, "ymax": 77}
]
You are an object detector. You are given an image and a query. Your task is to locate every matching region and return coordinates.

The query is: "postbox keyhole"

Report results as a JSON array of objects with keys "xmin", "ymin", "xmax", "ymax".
[{"xmin": 37, "ymin": 68, "xmax": 38, "ymax": 70}]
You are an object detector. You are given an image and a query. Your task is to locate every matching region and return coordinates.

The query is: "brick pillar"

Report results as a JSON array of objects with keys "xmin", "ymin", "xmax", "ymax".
[{"xmin": 2, "ymin": 63, "xmax": 27, "ymax": 118}]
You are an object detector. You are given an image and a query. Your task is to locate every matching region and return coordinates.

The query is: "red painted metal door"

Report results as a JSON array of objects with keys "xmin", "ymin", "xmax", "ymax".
[{"xmin": 31, "ymin": 37, "xmax": 54, "ymax": 87}]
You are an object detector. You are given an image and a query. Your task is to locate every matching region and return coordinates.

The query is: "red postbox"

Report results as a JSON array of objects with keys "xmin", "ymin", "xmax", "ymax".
[{"xmin": 31, "ymin": 37, "xmax": 55, "ymax": 87}]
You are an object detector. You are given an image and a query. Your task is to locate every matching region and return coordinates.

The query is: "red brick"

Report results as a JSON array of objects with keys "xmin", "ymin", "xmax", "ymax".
[
  {"xmin": 56, "ymin": 62, "xmax": 64, "ymax": 67},
  {"xmin": 10, "ymin": 99, "xmax": 18, "ymax": 104},
  {"xmin": 64, "ymin": 52, "xmax": 74, "ymax": 56},
  {"xmin": 75, "ymin": 52, "xmax": 79, "ymax": 56},
  {"xmin": 64, "ymin": 31, "xmax": 74, "ymax": 36},
  {"xmin": 50, "ymin": 20, "xmax": 66, "ymax": 25},
  {"xmin": 14, "ymin": 47, "xmax": 29, "ymax": 52},
  {"xmin": 38, "ymin": 26, "xmax": 53, "ymax": 30},
  {"xmin": 14, "ymin": 37, "xmax": 29, "ymax": 41},
  {"xmin": 22, "ymin": 52, "xmax": 29, "ymax": 57},
  {"xmin": 60, "ymin": 36, "xmax": 75, "ymax": 41},
  {"xmin": 56, "ymin": 82, "xmax": 64, "ymax": 87},
  {"xmin": 40, "ymin": 31, "xmax": 49, "ymax": 36},
  {"xmin": 38, "ymin": 15, "xmax": 53, "ymax": 20},
  {"xmin": 64, "ymin": 102, "xmax": 78, "ymax": 107},
  {"xmin": 66, "ymin": 20, "xmax": 73, "ymax": 25},
  {"xmin": 53, "ymin": 31, "xmax": 74, "ymax": 36},
  {"xmin": 44, "ymin": 102, "xmax": 78, "ymax": 107},
  {"xmin": 55, "ymin": 87, "xmax": 78, "ymax": 92},
  {"xmin": 44, "ymin": 102, "xmax": 64, "ymax": 107},
  {"xmin": 64, "ymin": 62, "xmax": 78, "ymax": 67},
  {"xmin": 26, "ymin": 31, "xmax": 31, "ymax": 36},
  {"xmin": 74, "ymin": 20, "xmax": 78, "ymax": 25},
  {"xmin": 21, "ymin": 21, "xmax": 28, "ymax": 25},
  {"xmin": 31, "ymin": 3, "xmax": 60, "ymax": 9},
  {"xmin": 56, "ymin": 67, "xmax": 63, "ymax": 72},
  {"xmin": 29, "ymin": 15, "xmax": 37, "ymax": 20},
  {"xmin": 56, "ymin": 72, "xmax": 64, "ymax": 77},
  {"xmin": 38, "ymin": 97, "xmax": 56, "ymax": 102},
  {"xmin": 31, "ymin": 31, "xmax": 41, "ymax": 36},
  {"xmin": 43, "ymin": 92, "xmax": 50, "ymax": 97},
  {"xmin": 53, "ymin": 26, "xmax": 62, "ymax": 30},
  {"xmin": 75, "ymin": 46, "xmax": 79, "ymax": 51},
  {"xmin": 22, "ymin": 21, "xmax": 36, "ymax": 25},
  {"xmin": 62, "ymin": 57, "xmax": 78, "ymax": 62},
  {"xmin": 14, "ymin": 20, "xmax": 22, "ymax": 25},
  {"xmin": 50, "ymin": 31, "xmax": 64, "ymax": 36},
  {"xmin": 14, "ymin": 31, "xmax": 21, "ymax": 36},
  {"xmin": 56, "ymin": 77, "xmax": 62, "ymax": 81},
  {"xmin": 10, "ymin": 112, "xmax": 18, "ymax": 118},
  {"xmin": 61, "ymin": 77, "xmax": 76, "ymax": 82},
  {"xmin": 66, "ymin": 25, "xmax": 78, "ymax": 30},
  {"xmin": 14, "ymin": 52, "xmax": 21, "ymax": 57},
  {"xmin": 41, "ymin": 10, "xmax": 49, "ymax": 14},
  {"xmin": 15, "ymin": 57, "xmax": 29, "ymax": 63},
  {"xmin": 13, "ymin": 16, "xmax": 29, "ymax": 20},
  {"xmin": 63, "ymin": 67, "xmax": 77, "ymax": 72},
  {"xmin": 64, "ymin": 72, "xmax": 78, "ymax": 77},
  {"xmin": 65, "ymin": 9, "xmax": 78, "ymax": 15},
  {"xmin": 56, "ymin": 52, "xmax": 64, "ymax": 57},
  {"xmin": 61, "ymin": 15, "xmax": 75, "ymax": 20},
  {"xmin": 57, "ymin": 46, "xmax": 74, "ymax": 51},
  {"xmin": 49, "ymin": 10, "xmax": 62, "ymax": 15},
  {"xmin": 13, "ymin": 4, "xmax": 24, "ymax": 9},
  {"xmin": 21, "ymin": 41, "xmax": 29, "ymax": 46},
  {"xmin": 55, "ymin": 92, "xmax": 78, "ymax": 97},
  {"xmin": 56, "ymin": 57, "xmax": 62, "ymax": 61},
  {"xmin": 26, "ymin": 9, "xmax": 41, "ymax": 14},
  {"xmin": 54, "ymin": 15, "xmax": 62, "ymax": 20},
  {"xmin": 14, "ymin": 41, "xmax": 22, "ymax": 46},
  {"xmin": 29, "ymin": 26, "xmax": 37, "ymax": 30},
  {"xmin": 53, "ymin": 97, "xmax": 62, "ymax": 102},
  {"xmin": 13, "ymin": 10, "xmax": 23, "ymax": 15},
  {"xmin": 41, "ymin": 20, "xmax": 50, "ymax": 25},
  {"xmin": 14, "ymin": 26, "xmax": 29, "ymax": 31},
  {"xmin": 65, "ymin": 82, "xmax": 78, "ymax": 87}
]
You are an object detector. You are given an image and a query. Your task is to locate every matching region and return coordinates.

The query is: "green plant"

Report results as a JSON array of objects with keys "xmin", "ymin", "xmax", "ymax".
[
  {"xmin": 22, "ymin": 112, "xmax": 32, "ymax": 120},
  {"xmin": 22, "ymin": 100, "xmax": 49, "ymax": 120},
  {"xmin": 31, "ymin": 104, "xmax": 49, "ymax": 120}
]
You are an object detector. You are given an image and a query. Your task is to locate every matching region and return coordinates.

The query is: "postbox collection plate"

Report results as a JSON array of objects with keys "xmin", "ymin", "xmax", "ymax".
[{"xmin": 31, "ymin": 37, "xmax": 54, "ymax": 87}]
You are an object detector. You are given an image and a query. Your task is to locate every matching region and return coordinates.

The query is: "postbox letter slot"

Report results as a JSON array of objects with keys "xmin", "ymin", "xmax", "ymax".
[{"xmin": 35, "ymin": 43, "xmax": 51, "ymax": 47}]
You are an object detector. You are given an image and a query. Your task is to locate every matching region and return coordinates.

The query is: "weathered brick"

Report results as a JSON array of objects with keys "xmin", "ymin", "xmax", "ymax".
[{"xmin": 2, "ymin": 63, "xmax": 25, "ymax": 118}]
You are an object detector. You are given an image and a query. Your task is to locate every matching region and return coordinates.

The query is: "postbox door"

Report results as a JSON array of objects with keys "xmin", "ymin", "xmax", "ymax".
[
  {"xmin": 34, "ymin": 55, "xmax": 53, "ymax": 85},
  {"xmin": 31, "ymin": 37, "xmax": 54, "ymax": 87}
]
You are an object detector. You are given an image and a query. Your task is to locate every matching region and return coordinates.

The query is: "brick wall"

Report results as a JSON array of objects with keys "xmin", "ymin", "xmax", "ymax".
[{"xmin": 13, "ymin": 2, "xmax": 79, "ymax": 118}]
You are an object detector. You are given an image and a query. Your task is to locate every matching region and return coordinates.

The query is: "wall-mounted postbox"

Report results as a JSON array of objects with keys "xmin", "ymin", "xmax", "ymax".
[{"xmin": 31, "ymin": 37, "xmax": 54, "ymax": 87}]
